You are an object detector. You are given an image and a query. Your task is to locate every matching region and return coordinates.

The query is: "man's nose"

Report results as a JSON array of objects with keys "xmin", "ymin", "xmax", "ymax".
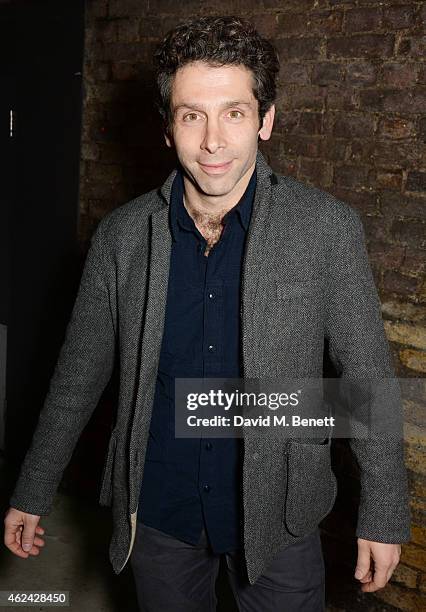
[{"xmin": 200, "ymin": 119, "xmax": 225, "ymax": 154}]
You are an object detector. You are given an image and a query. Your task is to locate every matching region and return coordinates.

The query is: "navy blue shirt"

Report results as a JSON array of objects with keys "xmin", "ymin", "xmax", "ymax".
[{"xmin": 137, "ymin": 166, "xmax": 257, "ymax": 553}]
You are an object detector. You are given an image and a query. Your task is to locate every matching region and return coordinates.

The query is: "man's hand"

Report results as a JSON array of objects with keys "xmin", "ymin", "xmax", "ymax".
[
  {"xmin": 4, "ymin": 507, "xmax": 45, "ymax": 558},
  {"xmin": 354, "ymin": 538, "xmax": 401, "ymax": 592}
]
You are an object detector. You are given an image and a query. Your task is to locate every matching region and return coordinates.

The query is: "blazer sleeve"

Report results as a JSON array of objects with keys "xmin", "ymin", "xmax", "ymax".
[
  {"xmin": 324, "ymin": 205, "xmax": 411, "ymax": 543},
  {"xmin": 9, "ymin": 218, "xmax": 116, "ymax": 515}
]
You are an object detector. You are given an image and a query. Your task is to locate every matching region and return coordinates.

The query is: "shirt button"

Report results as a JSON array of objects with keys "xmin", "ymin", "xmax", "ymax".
[
  {"xmin": 208, "ymin": 292, "xmax": 215, "ymax": 299},
  {"xmin": 208, "ymin": 345, "xmax": 215, "ymax": 352},
  {"xmin": 203, "ymin": 484, "xmax": 211, "ymax": 493},
  {"xmin": 205, "ymin": 442, "xmax": 212, "ymax": 450}
]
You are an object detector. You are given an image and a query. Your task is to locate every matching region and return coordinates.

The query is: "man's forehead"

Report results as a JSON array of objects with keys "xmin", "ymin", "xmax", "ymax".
[{"xmin": 173, "ymin": 62, "xmax": 254, "ymax": 89}]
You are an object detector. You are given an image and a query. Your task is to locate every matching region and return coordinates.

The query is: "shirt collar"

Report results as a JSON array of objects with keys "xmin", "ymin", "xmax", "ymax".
[{"xmin": 170, "ymin": 166, "xmax": 257, "ymax": 243}]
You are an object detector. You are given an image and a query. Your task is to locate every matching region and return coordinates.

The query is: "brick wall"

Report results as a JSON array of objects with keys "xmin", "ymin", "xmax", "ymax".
[{"xmin": 81, "ymin": 1, "xmax": 425, "ymax": 609}]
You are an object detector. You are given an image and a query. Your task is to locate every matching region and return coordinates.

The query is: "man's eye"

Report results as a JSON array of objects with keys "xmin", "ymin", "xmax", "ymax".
[
  {"xmin": 183, "ymin": 113, "xmax": 200, "ymax": 121},
  {"xmin": 228, "ymin": 110, "xmax": 243, "ymax": 119}
]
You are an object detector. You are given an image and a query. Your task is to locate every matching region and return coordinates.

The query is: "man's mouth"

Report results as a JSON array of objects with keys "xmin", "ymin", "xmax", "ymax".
[{"xmin": 199, "ymin": 160, "xmax": 233, "ymax": 175}]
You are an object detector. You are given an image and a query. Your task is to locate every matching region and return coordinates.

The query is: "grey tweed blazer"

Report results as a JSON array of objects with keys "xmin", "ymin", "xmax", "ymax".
[{"xmin": 10, "ymin": 150, "xmax": 411, "ymax": 584}]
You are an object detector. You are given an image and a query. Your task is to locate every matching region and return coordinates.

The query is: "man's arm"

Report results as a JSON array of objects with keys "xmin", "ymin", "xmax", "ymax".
[
  {"xmin": 324, "ymin": 204, "xmax": 411, "ymax": 589},
  {"xmin": 8, "ymin": 217, "xmax": 117, "ymax": 516}
]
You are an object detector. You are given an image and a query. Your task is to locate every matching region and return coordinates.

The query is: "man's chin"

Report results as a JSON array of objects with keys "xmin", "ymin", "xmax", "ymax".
[{"xmin": 191, "ymin": 173, "xmax": 241, "ymax": 198}]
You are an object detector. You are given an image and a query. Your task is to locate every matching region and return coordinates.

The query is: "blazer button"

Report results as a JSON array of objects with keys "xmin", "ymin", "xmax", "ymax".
[{"xmin": 252, "ymin": 452, "xmax": 259, "ymax": 460}]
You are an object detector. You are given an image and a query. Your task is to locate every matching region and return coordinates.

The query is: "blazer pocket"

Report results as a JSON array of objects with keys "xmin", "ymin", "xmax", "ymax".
[
  {"xmin": 283, "ymin": 438, "xmax": 337, "ymax": 536},
  {"xmin": 99, "ymin": 428, "xmax": 118, "ymax": 507}
]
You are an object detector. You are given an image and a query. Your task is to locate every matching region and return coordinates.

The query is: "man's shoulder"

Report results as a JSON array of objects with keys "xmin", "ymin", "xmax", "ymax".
[
  {"xmin": 272, "ymin": 172, "xmax": 362, "ymax": 230},
  {"xmin": 96, "ymin": 187, "xmax": 166, "ymax": 240}
]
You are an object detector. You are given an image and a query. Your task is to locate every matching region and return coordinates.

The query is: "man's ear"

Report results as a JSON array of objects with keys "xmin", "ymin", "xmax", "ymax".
[
  {"xmin": 163, "ymin": 130, "xmax": 173, "ymax": 148},
  {"xmin": 258, "ymin": 104, "xmax": 275, "ymax": 141},
  {"xmin": 164, "ymin": 124, "xmax": 174, "ymax": 148}
]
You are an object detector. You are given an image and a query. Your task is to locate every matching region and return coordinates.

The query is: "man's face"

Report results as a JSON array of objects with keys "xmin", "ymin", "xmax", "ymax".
[{"xmin": 164, "ymin": 61, "xmax": 275, "ymax": 199}]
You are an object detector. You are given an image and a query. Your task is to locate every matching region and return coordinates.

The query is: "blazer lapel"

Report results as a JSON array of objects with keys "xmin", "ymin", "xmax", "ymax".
[
  {"xmin": 136, "ymin": 166, "xmax": 176, "ymax": 380},
  {"xmin": 130, "ymin": 171, "xmax": 175, "ymax": 480},
  {"xmin": 240, "ymin": 150, "xmax": 275, "ymax": 377}
]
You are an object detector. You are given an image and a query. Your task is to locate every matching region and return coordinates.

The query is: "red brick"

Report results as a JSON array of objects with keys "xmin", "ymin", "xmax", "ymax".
[
  {"xmin": 274, "ymin": 111, "xmax": 300, "ymax": 134},
  {"xmin": 344, "ymin": 7, "xmax": 382, "ymax": 33},
  {"xmin": 347, "ymin": 139, "xmax": 374, "ymax": 164},
  {"xmin": 299, "ymin": 158, "xmax": 332, "ymax": 187},
  {"xmin": 345, "ymin": 61, "xmax": 377, "ymax": 85},
  {"xmin": 402, "ymin": 249, "xmax": 426, "ymax": 276},
  {"xmin": 406, "ymin": 172, "xmax": 426, "ymax": 193},
  {"xmin": 381, "ymin": 62, "xmax": 418, "ymax": 88},
  {"xmin": 419, "ymin": 117, "xmax": 426, "ymax": 140},
  {"xmin": 372, "ymin": 141, "xmax": 423, "ymax": 169},
  {"xmin": 282, "ymin": 135, "xmax": 322, "ymax": 159},
  {"xmin": 278, "ymin": 63, "xmax": 310, "ymax": 85},
  {"xmin": 327, "ymin": 34, "xmax": 394, "ymax": 59},
  {"xmin": 418, "ymin": 65, "xmax": 426, "ymax": 85},
  {"xmin": 139, "ymin": 16, "xmax": 184, "ymax": 38},
  {"xmin": 81, "ymin": 142, "xmax": 100, "ymax": 162},
  {"xmin": 375, "ymin": 582, "xmax": 426, "ymax": 611},
  {"xmin": 332, "ymin": 113, "xmax": 374, "ymax": 138},
  {"xmin": 101, "ymin": 40, "xmax": 157, "ymax": 62},
  {"xmin": 251, "ymin": 14, "xmax": 280, "ymax": 38},
  {"xmin": 360, "ymin": 87, "xmax": 426, "ymax": 114},
  {"xmin": 299, "ymin": 112, "xmax": 323, "ymax": 135},
  {"xmin": 397, "ymin": 36, "xmax": 426, "ymax": 58},
  {"xmin": 329, "ymin": 187, "xmax": 378, "ymax": 215},
  {"xmin": 391, "ymin": 219, "xmax": 426, "ymax": 249},
  {"xmin": 117, "ymin": 18, "xmax": 140, "ymax": 43},
  {"xmin": 333, "ymin": 164, "xmax": 369, "ymax": 190},
  {"xmin": 90, "ymin": 61, "xmax": 110, "ymax": 82},
  {"xmin": 85, "ymin": 0, "xmax": 108, "ymax": 18},
  {"xmin": 263, "ymin": 0, "xmax": 312, "ymax": 8},
  {"xmin": 383, "ymin": 271, "xmax": 419, "ymax": 296},
  {"xmin": 328, "ymin": 0, "xmax": 357, "ymax": 4},
  {"xmin": 368, "ymin": 241, "xmax": 405, "ymax": 268},
  {"xmin": 317, "ymin": 136, "xmax": 347, "ymax": 161},
  {"xmin": 278, "ymin": 85, "xmax": 324, "ymax": 111},
  {"xmin": 275, "ymin": 13, "xmax": 306, "ymax": 36},
  {"xmin": 280, "ymin": 157, "xmax": 298, "ymax": 177},
  {"xmin": 380, "ymin": 189, "xmax": 426, "ymax": 219},
  {"xmin": 85, "ymin": 161, "xmax": 123, "ymax": 183},
  {"xmin": 95, "ymin": 19, "xmax": 118, "ymax": 43},
  {"xmin": 275, "ymin": 37, "xmax": 322, "ymax": 61},
  {"xmin": 326, "ymin": 84, "xmax": 358, "ymax": 110},
  {"xmin": 377, "ymin": 117, "xmax": 416, "ymax": 139},
  {"xmin": 376, "ymin": 171, "xmax": 403, "ymax": 191},
  {"xmin": 111, "ymin": 61, "xmax": 140, "ymax": 81},
  {"xmin": 383, "ymin": 5, "xmax": 416, "ymax": 30},
  {"xmin": 311, "ymin": 62, "xmax": 343, "ymax": 85},
  {"xmin": 259, "ymin": 135, "xmax": 283, "ymax": 165},
  {"xmin": 109, "ymin": 0, "xmax": 148, "ymax": 17},
  {"xmin": 306, "ymin": 10, "xmax": 343, "ymax": 35},
  {"xmin": 82, "ymin": 181, "xmax": 124, "ymax": 200}
]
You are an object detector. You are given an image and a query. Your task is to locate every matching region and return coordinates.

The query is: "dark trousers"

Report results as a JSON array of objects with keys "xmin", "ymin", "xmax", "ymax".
[{"xmin": 130, "ymin": 522, "xmax": 325, "ymax": 611}]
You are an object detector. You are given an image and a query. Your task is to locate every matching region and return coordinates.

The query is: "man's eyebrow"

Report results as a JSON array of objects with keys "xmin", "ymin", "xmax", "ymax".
[{"xmin": 173, "ymin": 100, "xmax": 252, "ymax": 113}]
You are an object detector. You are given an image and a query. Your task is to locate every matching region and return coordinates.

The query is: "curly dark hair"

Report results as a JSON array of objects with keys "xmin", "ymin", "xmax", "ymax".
[{"xmin": 154, "ymin": 15, "xmax": 280, "ymax": 130}]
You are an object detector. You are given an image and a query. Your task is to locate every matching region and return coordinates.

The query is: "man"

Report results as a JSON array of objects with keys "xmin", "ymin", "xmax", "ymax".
[{"xmin": 4, "ymin": 15, "xmax": 410, "ymax": 612}]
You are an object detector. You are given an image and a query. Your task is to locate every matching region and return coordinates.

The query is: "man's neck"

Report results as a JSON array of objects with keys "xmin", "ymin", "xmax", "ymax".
[{"xmin": 181, "ymin": 160, "xmax": 255, "ymax": 252}]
